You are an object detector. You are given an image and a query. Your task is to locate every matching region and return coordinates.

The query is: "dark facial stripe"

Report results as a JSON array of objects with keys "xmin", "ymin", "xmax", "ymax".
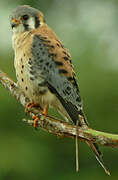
[
  {"xmin": 23, "ymin": 24, "xmax": 29, "ymax": 31},
  {"xmin": 35, "ymin": 16, "xmax": 40, "ymax": 28}
]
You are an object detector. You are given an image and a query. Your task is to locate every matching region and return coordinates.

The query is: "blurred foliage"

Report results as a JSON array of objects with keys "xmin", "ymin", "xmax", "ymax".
[{"xmin": 0, "ymin": 0, "xmax": 118, "ymax": 179}]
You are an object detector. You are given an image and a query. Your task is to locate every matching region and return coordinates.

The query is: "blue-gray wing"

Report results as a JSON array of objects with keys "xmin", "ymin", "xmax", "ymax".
[{"xmin": 31, "ymin": 35, "xmax": 86, "ymax": 125}]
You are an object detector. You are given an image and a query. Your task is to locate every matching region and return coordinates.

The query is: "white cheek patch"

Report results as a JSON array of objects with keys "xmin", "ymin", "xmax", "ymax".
[
  {"xmin": 12, "ymin": 17, "xmax": 38, "ymax": 34},
  {"xmin": 27, "ymin": 17, "xmax": 35, "ymax": 29},
  {"xmin": 13, "ymin": 24, "xmax": 25, "ymax": 33}
]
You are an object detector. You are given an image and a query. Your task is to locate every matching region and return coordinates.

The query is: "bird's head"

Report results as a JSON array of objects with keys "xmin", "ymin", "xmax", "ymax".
[{"xmin": 10, "ymin": 5, "xmax": 45, "ymax": 33}]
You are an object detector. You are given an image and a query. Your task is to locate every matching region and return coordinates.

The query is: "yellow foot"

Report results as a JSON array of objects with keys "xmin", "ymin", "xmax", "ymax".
[
  {"xmin": 42, "ymin": 105, "xmax": 49, "ymax": 116},
  {"xmin": 32, "ymin": 115, "xmax": 40, "ymax": 128},
  {"xmin": 26, "ymin": 104, "xmax": 49, "ymax": 129},
  {"xmin": 32, "ymin": 105, "xmax": 49, "ymax": 128},
  {"xmin": 25, "ymin": 102, "xmax": 43, "ymax": 113}
]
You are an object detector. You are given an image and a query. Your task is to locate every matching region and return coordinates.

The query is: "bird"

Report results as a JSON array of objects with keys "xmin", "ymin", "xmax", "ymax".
[{"xmin": 9, "ymin": 5, "xmax": 110, "ymax": 175}]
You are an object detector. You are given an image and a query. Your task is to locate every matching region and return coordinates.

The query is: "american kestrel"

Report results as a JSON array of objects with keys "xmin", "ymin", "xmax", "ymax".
[{"xmin": 9, "ymin": 5, "xmax": 109, "ymax": 175}]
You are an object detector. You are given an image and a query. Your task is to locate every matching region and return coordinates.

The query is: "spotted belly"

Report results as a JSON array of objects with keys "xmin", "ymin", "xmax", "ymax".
[
  {"xmin": 17, "ymin": 69, "xmax": 71, "ymax": 123},
  {"xmin": 14, "ymin": 53, "xmax": 71, "ymax": 123},
  {"xmin": 17, "ymin": 65, "xmax": 71, "ymax": 123}
]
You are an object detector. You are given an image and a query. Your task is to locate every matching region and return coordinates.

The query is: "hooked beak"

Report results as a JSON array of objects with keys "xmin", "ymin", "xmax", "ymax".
[{"xmin": 11, "ymin": 19, "xmax": 20, "ymax": 28}]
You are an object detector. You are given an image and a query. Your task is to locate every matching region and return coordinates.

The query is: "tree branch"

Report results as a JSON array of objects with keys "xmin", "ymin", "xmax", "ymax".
[{"xmin": 0, "ymin": 69, "xmax": 118, "ymax": 148}]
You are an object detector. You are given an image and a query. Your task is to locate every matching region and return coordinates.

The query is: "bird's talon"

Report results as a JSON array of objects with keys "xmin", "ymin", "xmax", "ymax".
[
  {"xmin": 33, "ymin": 116, "xmax": 40, "ymax": 128},
  {"xmin": 25, "ymin": 102, "xmax": 43, "ymax": 113},
  {"xmin": 42, "ymin": 105, "xmax": 49, "ymax": 116},
  {"xmin": 25, "ymin": 102, "xmax": 34, "ymax": 112},
  {"xmin": 32, "ymin": 115, "xmax": 37, "ymax": 120}
]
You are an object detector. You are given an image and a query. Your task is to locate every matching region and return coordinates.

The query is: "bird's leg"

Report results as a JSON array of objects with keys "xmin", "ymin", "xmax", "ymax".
[
  {"xmin": 25, "ymin": 102, "xmax": 43, "ymax": 113},
  {"xmin": 32, "ymin": 105, "xmax": 49, "ymax": 128},
  {"xmin": 25, "ymin": 102, "xmax": 43, "ymax": 129},
  {"xmin": 32, "ymin": 115, "xmax": 40, "ymax": 129}
]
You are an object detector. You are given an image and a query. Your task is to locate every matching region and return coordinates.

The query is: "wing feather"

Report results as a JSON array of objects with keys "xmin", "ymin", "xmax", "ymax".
[{"xmin": 31, "ymin": 34, "xmax": 85, "ymax": 125}]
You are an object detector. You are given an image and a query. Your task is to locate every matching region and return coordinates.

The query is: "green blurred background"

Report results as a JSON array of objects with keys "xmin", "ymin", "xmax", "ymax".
[{"xmin": 0, "ymin": 0, "xmax": 118, "ymax": 179}]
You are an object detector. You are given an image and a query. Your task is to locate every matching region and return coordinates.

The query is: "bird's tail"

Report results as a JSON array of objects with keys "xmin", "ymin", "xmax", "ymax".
[
  {"xmin": 54, "ymin": 92, "xmax": 110, "ymax": 175},
  {"xmin": 86, "ymin": 141, "xmax": 110, "ymax": 176},
  {"xmin": 75, "ymin": 114, "xmax": 110, "ymax": 175}
]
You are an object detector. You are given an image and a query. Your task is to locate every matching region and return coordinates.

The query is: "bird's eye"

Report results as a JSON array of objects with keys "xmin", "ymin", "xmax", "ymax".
[{"xmin": 22, "ymin": 15, "xmax": 29, "ymax": 20}]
